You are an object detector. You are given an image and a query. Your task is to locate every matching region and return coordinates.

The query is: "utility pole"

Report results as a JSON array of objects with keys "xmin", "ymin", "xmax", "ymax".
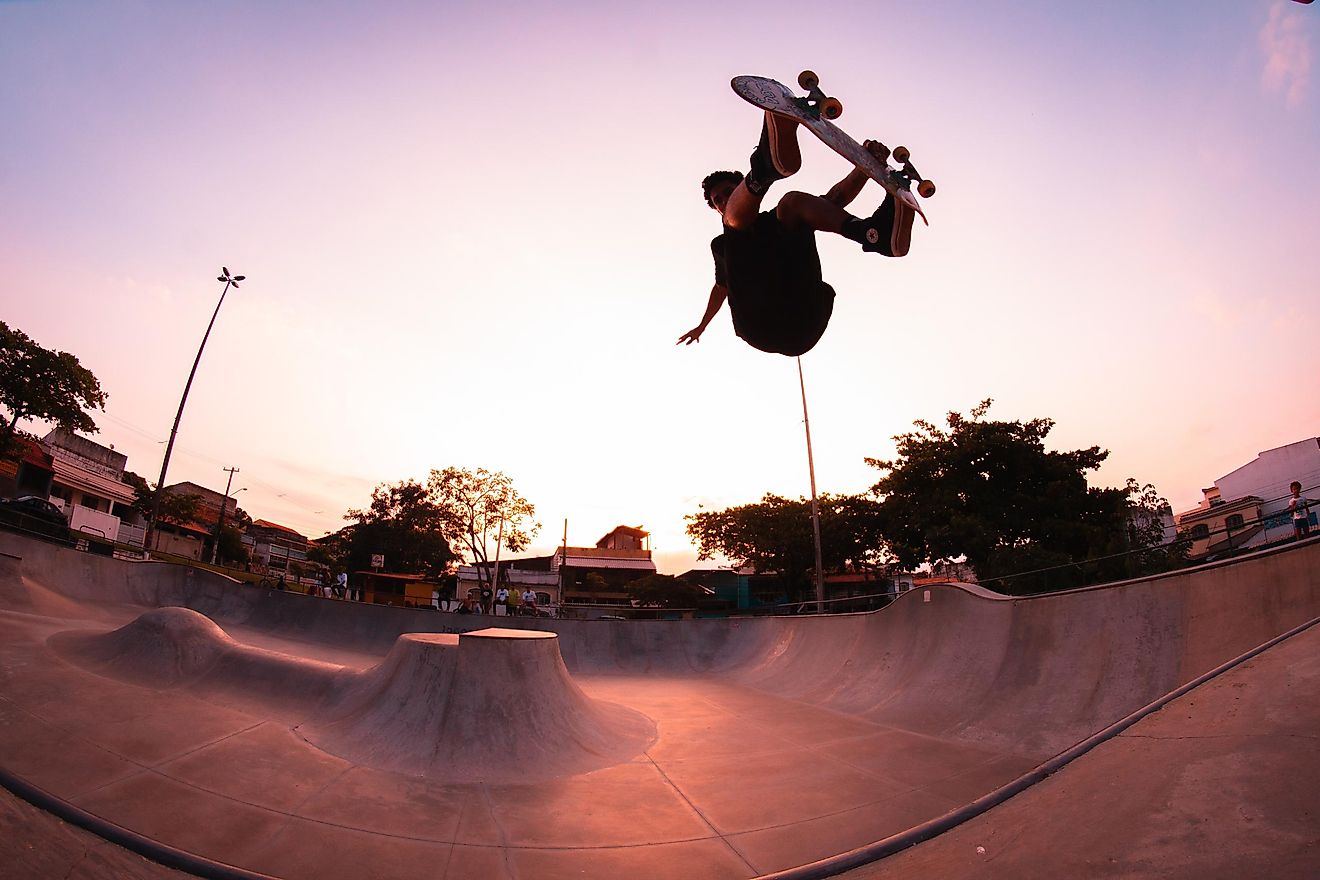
[
  {"xmin": 211, "ymin": 466, "xmax": 239, "ymax": 565},
  {"xmin": 559, "ymin": 519, "xmax": 569, "ymax": 609}
]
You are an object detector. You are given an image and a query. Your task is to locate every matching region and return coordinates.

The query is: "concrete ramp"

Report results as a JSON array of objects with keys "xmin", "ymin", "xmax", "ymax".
[
  {"xmin": 2, "ymin": 529, "xmax": 1319, "ymax": 880},
  {"xmin": 0, "ymin": 549, "xmax": 98, "ymax": 621},
  {"xmin": 51, "ymin": 606, "xmax": 348, "ymax": 717}
]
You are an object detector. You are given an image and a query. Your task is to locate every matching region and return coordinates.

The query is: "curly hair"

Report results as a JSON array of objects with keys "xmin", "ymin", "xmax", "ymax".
[{"xmin": 701, "ymin": 170, "xmax": 744, "ymax": 207}]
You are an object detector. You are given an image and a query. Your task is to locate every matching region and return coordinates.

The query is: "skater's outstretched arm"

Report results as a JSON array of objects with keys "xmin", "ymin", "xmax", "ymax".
[
  {"xmin": 677, "ymin": 284, "xmax": 728, "ymax": 345},
  {"xmin": 822, "ymin": 140, "xmax": 890, "ymax": 209}
]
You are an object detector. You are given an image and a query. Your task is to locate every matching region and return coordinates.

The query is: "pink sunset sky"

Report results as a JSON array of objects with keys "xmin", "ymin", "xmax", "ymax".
[{"xmin": 2, "ymin": 0, "xmax": 1316, "ymax": 574}]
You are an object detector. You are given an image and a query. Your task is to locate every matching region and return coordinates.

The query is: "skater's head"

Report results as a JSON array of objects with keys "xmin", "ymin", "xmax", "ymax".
[
  {"xmin": 1292, "ymin": 481, "xmax": 1303, "ymax": 496},
  {"xmin": 702, "ymin": 170, "xmax": 743, "ymax": 214}
]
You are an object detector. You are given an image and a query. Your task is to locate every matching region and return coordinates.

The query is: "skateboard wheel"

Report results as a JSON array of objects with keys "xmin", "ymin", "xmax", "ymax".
[
  {"xmin": 820, "ymin": 97, "xmax": 843, "ymax": 120},
  {"xmin": 798, "ymin": 70, "xmax": 819, "ymax": 90},
  {"xmin": 918, "ymin": 180, "xmax": 936, "ymax": 198},
  {"xmin": 893, "ymin": 145, "xmax": 910, "ymax": 164}
]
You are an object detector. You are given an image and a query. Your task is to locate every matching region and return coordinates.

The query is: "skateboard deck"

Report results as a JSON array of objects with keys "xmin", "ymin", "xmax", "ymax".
[{"xmin": 731, "ymin": 73, "xmax": 931, "ymax": 225}]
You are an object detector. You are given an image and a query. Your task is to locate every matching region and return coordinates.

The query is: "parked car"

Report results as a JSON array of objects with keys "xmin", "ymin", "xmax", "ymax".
[{"xmin": 0, "ymin": 495, "xmax": 73, "ymax": 544}]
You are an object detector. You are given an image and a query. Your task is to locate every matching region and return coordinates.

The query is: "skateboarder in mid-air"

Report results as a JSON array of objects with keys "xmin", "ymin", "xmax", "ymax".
[{"xmin": 677, "ymin": 113, "xmax": 917, "ymax": 357}]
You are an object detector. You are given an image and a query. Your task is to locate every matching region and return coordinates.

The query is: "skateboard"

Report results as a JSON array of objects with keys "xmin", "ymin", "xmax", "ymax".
[{"xmin": 731, "ymin": 71, "xmax": 934, "ymax": 225}]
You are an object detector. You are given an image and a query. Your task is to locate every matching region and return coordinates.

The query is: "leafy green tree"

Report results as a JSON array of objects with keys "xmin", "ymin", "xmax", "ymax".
[
  {"xmin": 122, "ymin": 471, "xmax": 150, "ymax": 514},
  {"xmin": 867, "ymin": 400, "xmax": 1176, "ymax": 594},
  {"xmin": 685, "ymin": 492, "xmax": 884, "ymax": 603},
  {"xmin": 0, "ymin": 321, "xmax": 107, "ymax": 450},
  {"xmin": 307, "ymin": 529, "xmax": 349, "ymax": 577},
  {"xmin": 428, "ymin": 467, "xmax": 539, "ymax": 587},
  {"xmin": 344, "ymin": 479, "xmax": 454, "ymax": 576},
  {"xmin": 122, "ymin": 472, "xmax": 201, "ymax": 526},
  {"xmin": 626, "ymin": 573, "xmax": 708, "ymax": 608},
  {"xmin": 215, "ymin": 523, "xmax": 248, "ymax": 566},
  {"xmin": 1119, "ymin": 479, "xmax": 1190, "ymax": 577}
]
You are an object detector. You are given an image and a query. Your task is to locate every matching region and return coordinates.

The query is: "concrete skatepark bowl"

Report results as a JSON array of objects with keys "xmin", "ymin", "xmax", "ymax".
[{"xmin": 2, "ymin": 530, "xmax": 1319, "ymax": 880}]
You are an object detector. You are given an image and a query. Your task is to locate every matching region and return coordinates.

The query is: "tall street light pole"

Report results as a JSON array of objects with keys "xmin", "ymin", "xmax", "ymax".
[
  {"xmin": 797, "ymin": 357, "xmax": 826, "ymax": 614},
  {"xmin": 145, "ymin": 268, "xmax": 245, "ymax": 555}
]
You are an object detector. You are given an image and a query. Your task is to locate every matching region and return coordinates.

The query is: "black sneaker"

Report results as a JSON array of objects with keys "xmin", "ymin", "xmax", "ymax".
[{"xmin": 857, "ymin": 195, "xmax": 915, "ymax": 257}]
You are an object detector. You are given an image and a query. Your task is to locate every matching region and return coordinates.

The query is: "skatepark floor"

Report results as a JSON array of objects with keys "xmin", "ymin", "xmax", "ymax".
[
  {"xmin": 6, "ymin": 620, "xmax": 1318, "ymax": 880},
  {"xmin": 0, "ymin": 609, "xmax": 1033, "ymax": 879},
  {"xmin": 3, "ymin": 533, "xmax": 1320, "ymax": 879}
]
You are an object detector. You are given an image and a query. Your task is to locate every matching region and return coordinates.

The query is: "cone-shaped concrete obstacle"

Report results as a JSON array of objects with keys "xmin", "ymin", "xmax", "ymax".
[{"xmin": 305, "ymin": 628, "xmax": 655, "ymax": 782}]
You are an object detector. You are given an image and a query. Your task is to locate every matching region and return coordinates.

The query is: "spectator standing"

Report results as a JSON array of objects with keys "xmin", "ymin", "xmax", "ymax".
[
  {"xmin": 495, "ymin": 586, "xmax": 509, "ymax": 615},
  {"xmin": 1290, "ymin": 481, "xmax": 1312, "ymax": 540},
  {"xmin": 479, "ymin": 584, "xmax": 494, "ymax": 615},
  {"xmin": 335, "ymin": 571, "xmax": 348, "ymax": 600}
]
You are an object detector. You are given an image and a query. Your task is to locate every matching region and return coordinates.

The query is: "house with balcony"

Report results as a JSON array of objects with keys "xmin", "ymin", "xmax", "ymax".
[
  {"xmin": 1177, "ymin": 492, "xmax": 1266, "ymax": 559},
  {"xmin": 41, "ymin": 430, "xmax": 143, "ymax": 547},
  {"xmin": 150, "ymin": 480, "xmax": 240, "ymax": 560},
  {"xmin": 557, "ymin": 525, "xmax": 657, "ymax": 607},
  {"xmin": 246, "ymin": 519, "xmax": 310, "ymax": 575},
  {"xmin": 457, "ymin": 524, "xmax": 657, "ymax": 613}
]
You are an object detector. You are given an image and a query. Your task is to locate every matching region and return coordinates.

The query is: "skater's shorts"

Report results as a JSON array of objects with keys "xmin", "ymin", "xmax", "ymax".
[{"xmin": 714, "ymin": 211, "xmax": 836, "ymax": 357}]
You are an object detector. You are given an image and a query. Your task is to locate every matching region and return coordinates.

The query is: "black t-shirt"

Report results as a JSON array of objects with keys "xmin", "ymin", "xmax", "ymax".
[
  {"xmin": 709, "ymin": 211, "xmax": 834, "ymax": 356},
  {"xmin": 712, "ymin": 236, "xmax": 730, "ymax": 288}
]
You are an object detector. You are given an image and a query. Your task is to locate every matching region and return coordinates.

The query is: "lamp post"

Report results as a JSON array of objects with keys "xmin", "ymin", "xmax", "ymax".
[
  {"xmin": 145, "ymin": 268, "xmax": 245, "ymax": 555},
  {"xmin": 797, "ymin": 357, "xmax": 826, "ymax": 614}
]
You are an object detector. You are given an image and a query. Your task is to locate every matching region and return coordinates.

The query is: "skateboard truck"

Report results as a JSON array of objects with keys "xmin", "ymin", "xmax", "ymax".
[
  {"xmin": 892, "ymin": 146, "xmax": 937, "ymax": 198},
  {"xmin": 795, "ymin": 70, "xmax": 843, "ymax": 121}
]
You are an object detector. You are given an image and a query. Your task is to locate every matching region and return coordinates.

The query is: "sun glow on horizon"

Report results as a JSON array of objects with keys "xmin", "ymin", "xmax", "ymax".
[{"xmin": 2, "ymin": 0, "xmax": 1317, "ymax": 574}]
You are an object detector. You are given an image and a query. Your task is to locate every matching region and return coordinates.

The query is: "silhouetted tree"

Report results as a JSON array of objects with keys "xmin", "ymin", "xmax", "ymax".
[
  {"xmin": 686, "ymin": 492, "xmax": 884, "ymax": 604},
  {"xmin": 625, "ymin": 573, "xmax": 708, "ymax": 608},
  {"xmin": 123, "ymin": 472, "xmax": 201, "ymax": 527},
  {"xmin": 344, "ymin": 479, "xmax": 453, "ymax": 576},
  {"xmin": 867, "ymin": 399, "xmax": 1177, "ymax": 594},
  {"xmin": 0, "ymin": 321, "xmax": 106, "ymax": 451}
]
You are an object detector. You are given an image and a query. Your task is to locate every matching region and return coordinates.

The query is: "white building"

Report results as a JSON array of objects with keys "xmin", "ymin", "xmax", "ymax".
[
  {"xmin": 1214, "ymin": 438, "xmax": 1320, "ymax": 515},
  {"xmin": 42, "ymin": 430, "xmax": 143, "ymax": 547},
  {"xmin": 1176, "ymin": 437, "xmax": 1320, "ymax": 557}
]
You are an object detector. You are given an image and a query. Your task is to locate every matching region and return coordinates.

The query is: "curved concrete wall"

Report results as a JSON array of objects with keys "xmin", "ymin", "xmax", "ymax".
[{"xmin": 5, "ymin": 531, "xmax": 1319, "ymax": 758}]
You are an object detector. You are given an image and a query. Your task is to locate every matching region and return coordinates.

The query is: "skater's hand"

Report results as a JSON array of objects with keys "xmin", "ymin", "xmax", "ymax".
[
  {"xmin": 862, "ymin": 139, "xmax": 891, "ymax": 165},
  {"xmin": 680, "ymin": 285, "xmax": 727, "ymax": 347}
]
